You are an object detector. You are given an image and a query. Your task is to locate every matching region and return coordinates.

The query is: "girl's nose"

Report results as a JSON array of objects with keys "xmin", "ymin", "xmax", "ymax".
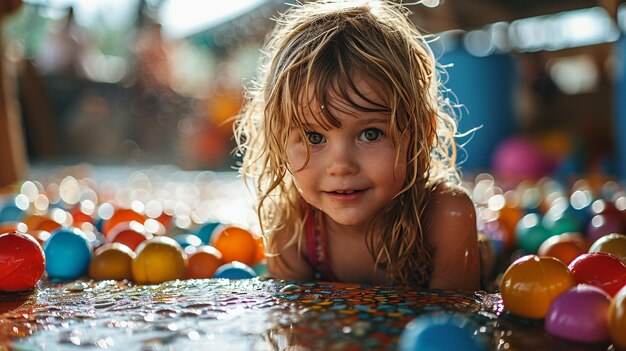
[{"xmin": 326, "ymin": 142, "xmax": 359, "ymax": 176}]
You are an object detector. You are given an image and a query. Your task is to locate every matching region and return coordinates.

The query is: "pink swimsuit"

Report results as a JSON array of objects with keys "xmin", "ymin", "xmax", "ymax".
[{"xmin": 304, "ymin": 208, "xmax": 338, "ymax": 281}]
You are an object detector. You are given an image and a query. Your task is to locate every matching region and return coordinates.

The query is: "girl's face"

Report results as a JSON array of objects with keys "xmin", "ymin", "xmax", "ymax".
[{"xmin": 286, "ymin": 76, "xmax": 408, "ymax": 228}]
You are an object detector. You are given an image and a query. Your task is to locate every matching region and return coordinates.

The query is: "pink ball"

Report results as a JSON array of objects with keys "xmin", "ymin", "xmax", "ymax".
[
  {"xmin": 492, "ymin": 137, "xmax": 550, "ymax": 183},
  {"xmin": 545, "ymin": 284, "xmax": 611, "ymax": 343}
]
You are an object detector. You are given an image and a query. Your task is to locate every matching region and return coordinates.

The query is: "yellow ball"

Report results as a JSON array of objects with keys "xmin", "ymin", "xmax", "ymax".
[
  {"xmin": 609, "ymin": 285, "xmax": 626, "ymax": 348},
  {"xmin": 89, "ymin": 243, "xmax": 136, "ymax": 281},
  {"xmin": 132, "ymin": 237, "xmax": 187, "ymax": 284},
  {"xmin": 589, "ymin": 233, "xmax": 626, "ymax": 264},
  {"xmin": 500, "ymin": 255, "xmax": 575, "ymax": 319}
]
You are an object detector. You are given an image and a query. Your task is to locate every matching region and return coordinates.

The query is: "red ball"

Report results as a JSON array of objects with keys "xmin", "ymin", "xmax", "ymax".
[
  {"xmin": 568, "ymin": 252, "xmax": 626, "ymax": 297},
  {"xmin": 0, "ymin": 231, "xmax": 46, "ymax": 291}
]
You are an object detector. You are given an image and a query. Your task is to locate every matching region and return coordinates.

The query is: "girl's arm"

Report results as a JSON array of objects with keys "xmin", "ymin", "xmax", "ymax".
[
  {"xmin": 266, "ymin": 228, "xmax": 315, "ymax": 281},
  {"xmin": 426, "ymin": 186, "xmax": 481, "ymax": 291}
]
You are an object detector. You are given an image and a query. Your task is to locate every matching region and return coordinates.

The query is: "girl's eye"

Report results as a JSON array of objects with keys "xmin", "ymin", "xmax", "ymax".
[
  {"xmin": 306, "ymin": 132, "xmax": 325, "ymax": 145},
  {"xmin": 359, "ymin": 128, "xmax": 382, "ymax": 142}
]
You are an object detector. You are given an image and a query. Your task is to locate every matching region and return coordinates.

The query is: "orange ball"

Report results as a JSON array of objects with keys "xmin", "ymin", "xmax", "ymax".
[
  {"xmin": 253, "ymin": 236, "xmax": 265, "ymax": 265},
  {"xmin": 106, "ymin": 221, "xmax": 153, "ymax": 251},
  {"xmin": 23, "ymin": 214, "xmax": 62, "ymax": 232},
  {"xmin": 609, "ymin": 285, "xmax": 626, "ymax": 348},
  {"xmin": 500, "ymin": 255, "xmax": 576, "ymax": 319},
  {"xmin": 88, "ymin": 243, "xmax": 136, "ymax": 281},
  {"xmin": 590, "ymin": 233, "xmax": 626, "ymax": 263},
  {"xmin": 537, "ymin": 232, "xmax": 589, "ymax": 266},
  {"xmin": 0, "ymin": 221, "xmax": 27, "ymax": 234},
  {"xmin": 211, "ymin": 226, "xmax": 257, "ymax": 266},
  {"xmin": 102, "ymin": 208, "xmax": 146, "ymax": 236},
  {"xmin": 185, "ymin": 245, "xmax": 224, "ymax": 279},
  {"xmin": 132, "ymin": 237, "xmax": 186, "ymax": 284},
  {"xmin": 498, "ymin": 205, "xmax": 523, "ymax": 248},
  {"xmin": 71, "ymin": 209, "xmax": 94, "ymax": 225}
]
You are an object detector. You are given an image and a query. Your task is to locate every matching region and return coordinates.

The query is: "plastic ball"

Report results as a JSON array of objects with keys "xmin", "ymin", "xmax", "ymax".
[
  {"xmin": 253, "ymin": 236, "xmax": 265, "ymax": 265},
  {"xmin": 88, "ymin": 243, "xmax": 136, "ymax": 281},
  {"xmin": 213, "ymin": 261, "xmax": 257, "ymax": 279},
  {"xmin": 106, "ymin": 221, "xmax": 153, "ymax": 251},
  {"xmin": 0, "ymin": 203, "xmax": 25, "ymax": 222},
  {"xmin": 568, "ymin": 252, "xmax": 626, "ymax": 297},
  {"xmin": 491, "ymin": 137, "xmax": 551, "ymax": 183},
  {"xmin": 497, "ymin": 205, "xmax": 523, "ymax": 247},
  {"xmin": 478, "ymin": 219, "xmax": 508, "ymax": 255},
  {"xmin": 185, "ymin": 245, "xmax": 224, "ymax": 279},
  {"xmin": 500, "ymin": 255, "xmax": 575, "ymax": 319},
  {"xmin": 70, "ymin": 209, "xmax": 94, "ymax": 225},
  {"xmin": 102, "ymin": 208, "xmax": 146, "ymax": 236},
  {"xmin": 132, "ymin": 236, "xmax": 187, "ymax": 284},
  {"xmin": 537, "ymin": 232, "xmax": 588, "ymax": 266},
  {"xmin": 194, "ymin": 221, "xmax": 220, "ymax": 244},
  {"xmin": 399, "ymin": 313, "xmax": 488, "ymax": 351},
  {"xmin": 252, "ymin": 262, "xmax": 268, "ymax": 276},
  {"xmin": 545, "ymin": 284, "xmax": 611, "ymax": 343},
  {"xmin": 589, "ymin": 233, "xmax": 626, "ymax": 263},
  {"xmin": 211, "ymin": 226, "xmax": 257, "ymax": 266},
  {"xmin": 515, "ymin": 213, "xmax": 551, "ymax": 254},
  {"xmin": 43, "ymin": 227, "xmax": 92, "ymax": 281},
  {"xmin": 541, "ymin": 211, "xmax": 580, "ymax": 237},
  {"xmin": 0, "ymin": 221, "xmax": 27, "ymax": 235},
  {"xmin": 608, "ymin": 285, "xmax": 626, "ymax": 348},
  {"xmin": 0, "ymin": 231, "xmax": 46, "ymax": 291},
  {"xmin": 173, "ymin": 234, "xmax": 203, "ymax": 249},
  {"xmin": 586, "ymin": 214, "xmax": 625, "ymax": 244},
  {"xmin": 23, "ymin": 214, "xmax": 62, "ymax": 233}
]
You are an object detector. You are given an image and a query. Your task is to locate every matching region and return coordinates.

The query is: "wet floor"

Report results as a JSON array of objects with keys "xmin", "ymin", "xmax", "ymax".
[{"xmin": 0, "ymin": 278, "xmax": 616, "ymax": 350}]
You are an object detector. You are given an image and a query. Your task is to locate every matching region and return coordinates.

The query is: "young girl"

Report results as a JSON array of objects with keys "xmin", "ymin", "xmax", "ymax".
[{"xmin": 235, "ymin": 0, "xmax": 480, "ymax": 291}]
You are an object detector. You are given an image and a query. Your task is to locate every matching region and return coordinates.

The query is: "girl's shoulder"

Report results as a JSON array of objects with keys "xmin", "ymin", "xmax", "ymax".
[
  {"xmin": 426, "ymin": 181, "xmax": 473, "ymax": 209},
  {"xmin": 424, "ymin": 181, "xmax": 476, "ymax": 241}
]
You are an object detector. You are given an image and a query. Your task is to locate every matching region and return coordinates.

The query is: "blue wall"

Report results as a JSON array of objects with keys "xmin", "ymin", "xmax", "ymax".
[
  {"xmin": 615, "ymin": 34, "xmax": 626, "ymax": 180},
  {"xmin": 438, "ymin": 45, "xmax": 517, "ymax": 173}
]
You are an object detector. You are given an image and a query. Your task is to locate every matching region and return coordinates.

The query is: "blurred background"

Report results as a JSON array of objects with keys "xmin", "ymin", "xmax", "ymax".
[{"xmin": 0, "ymin": 0, "xmax": 625, "ymax": 187}]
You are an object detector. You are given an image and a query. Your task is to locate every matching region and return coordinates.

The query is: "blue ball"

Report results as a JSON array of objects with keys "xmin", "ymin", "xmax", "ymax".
[
  {"xmin": 399, "ymin": 313, "xmax": 487, "ymax": 351},
  {"xmin": 0, "ymin": 203, "xmax": 24, "ymax": 223},
  {"xmin": 173, "ymin": 233, "xmax": 202, "ymax": 248},
  {"xmin": 213, "ymin": 261, "xmax": 257, "ymax": 279},
  {"xmin": 194, "ymin": 222, "xmax": 220, "ymax": 244},
  {"xmin": 43, "ymin": 227, "xmax": 92, "ymax": 281}
]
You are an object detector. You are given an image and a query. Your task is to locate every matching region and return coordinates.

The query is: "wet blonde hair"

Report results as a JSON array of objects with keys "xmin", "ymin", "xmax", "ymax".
[{"xmin": 235, "ymin": 0, "xmax": 460, "ymax": 287}]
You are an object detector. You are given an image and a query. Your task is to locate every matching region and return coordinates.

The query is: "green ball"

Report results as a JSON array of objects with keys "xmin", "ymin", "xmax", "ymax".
[{"xmin": 516, "ymin": 213, "xmax": 551, "ymax": 254}]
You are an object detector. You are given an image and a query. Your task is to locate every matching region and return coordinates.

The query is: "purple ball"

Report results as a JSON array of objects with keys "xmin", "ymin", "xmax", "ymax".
[
  {"xmin": 545, "ymin": 284, "xmax": 611, "ymax": 343},
  {"xmin": 586, "ymin": 214, "xmax": 625, "ymax": 243}
]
